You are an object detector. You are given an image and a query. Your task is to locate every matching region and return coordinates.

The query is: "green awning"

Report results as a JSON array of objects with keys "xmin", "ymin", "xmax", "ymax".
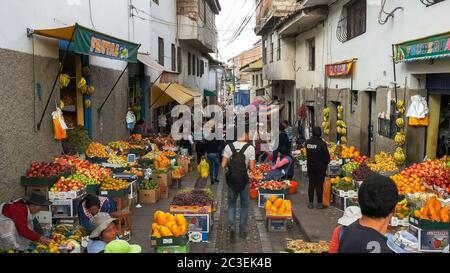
[
  {"xmin": 31, "ymin": 24, "xmax": 140, "ymax": 63},
  {"xmin": 395, "ymin": 32, "xmax": 450, "ymax": 62},
  {"xmin": 204, "ymin": 89, "xmax": 216, "ymax": 97}
]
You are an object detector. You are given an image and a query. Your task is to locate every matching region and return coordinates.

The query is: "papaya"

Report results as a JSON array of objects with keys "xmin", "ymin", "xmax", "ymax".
[
  {"xmin": 151, "ymin": 223, "xmax": 160, "ymax": 232},
  {"xmin": 180, "ymin": 223, "xmax": 188, "ymax": 235},
  {"xmin": 269, "ymin": 195, "xmax": 277, "ymax": 203},
  {"xmin": 159, "ymin": 226, "xmax": 173, "ymax": 237},
  {"xmin": 166, "ymin": 221, "xmax": 177, "ymax": 229},
  {"xmin": 157, "ymin": 213, "xmax": 168, "ymax": 226},
  {"xmin": 169, "ymin": 225, "xmax": 181, "ymax": 237},
  {"xmin": 273, "ymin": 198, "xmax": 283, "ymax": 209},
  {"xmin": 265, "ymin": 200, "xmax": 272, "ymax": 211},
  {"xmin": 152, "ymin": 229, "xmax": 162, "ymax": 238},
  {"xmin": 440, "ymin": 207, "xmax": 449, "ymax": 223},
  {"xmin": 166, "ymin": 212, "xmax": 175, "ymax": 222},
  {"xmin": 284, "ymin": 200, "xmax": 292, "ymax": 212},
  {"xmin": 176, "ymin": 214, "xmax": 187, "ymax": 226},
  {"xmin": 154, "ymin": 211, "xmax": 164, "ymax": 222},
  {"xmin": 278, "ymin": 204, "xmax": 286, "ymax": 214}
]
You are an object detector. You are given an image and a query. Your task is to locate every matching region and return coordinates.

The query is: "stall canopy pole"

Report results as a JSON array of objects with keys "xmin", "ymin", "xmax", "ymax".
[
  {"xmin": 37, "ymin": 24, "xmax": 78, "ymax": 131},
  {"xmin": 97, "ymin": 63, "xmax": 129, "ymax": 114},
  {"xmin": 392, "ymin": 44, "xmax": 398, "ymax": 103}
]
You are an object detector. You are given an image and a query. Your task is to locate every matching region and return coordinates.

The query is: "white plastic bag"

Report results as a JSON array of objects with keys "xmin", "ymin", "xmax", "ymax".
[{"xmin": 406, "ymin": 95, "xmax": 429, "ymax": 118}]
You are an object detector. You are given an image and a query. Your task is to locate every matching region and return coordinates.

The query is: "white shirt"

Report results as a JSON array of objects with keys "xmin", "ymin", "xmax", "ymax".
[{"xmin": 222, "ymin": 141, "xmax": 255, "ymax": 166}]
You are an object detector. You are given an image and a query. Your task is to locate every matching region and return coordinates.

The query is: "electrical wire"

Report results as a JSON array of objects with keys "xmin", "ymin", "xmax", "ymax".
[
  {"xmin": 88, "ymin": 0, "xmax": 96, "ymax": 30},
  {"xmin": 378, "ymin": 0, "xmax": 403, "ymax": 25}
]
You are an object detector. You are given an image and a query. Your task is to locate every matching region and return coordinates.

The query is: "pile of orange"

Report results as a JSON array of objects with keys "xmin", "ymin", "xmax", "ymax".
[
  {"xmin": 100, "ymin": 177, "xmax": 129, "ymax": 191},
  {"xmin": 341, "ymin": 145, "xmax": 360, "ymax": 159},
  {"xmin": 391, "ymin": 174, "xmax": 426, "ymax": 195}
]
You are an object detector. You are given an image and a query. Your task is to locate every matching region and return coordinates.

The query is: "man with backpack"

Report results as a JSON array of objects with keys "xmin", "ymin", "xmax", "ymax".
[{"xmin": 221, "ymin": 128, "xmax": 255, "ymax": 242}]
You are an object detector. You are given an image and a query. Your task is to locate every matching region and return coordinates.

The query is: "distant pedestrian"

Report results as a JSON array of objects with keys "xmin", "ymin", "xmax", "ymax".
[
  {"xmin": 329, "ymin": 206, "xmax": 362, "ymax": 253},
  {"xmin": 272, "ymin": 123, "xmax": 291, "ymax": 164},
  {"xmin": 305, "ymin": 127, "xmax": 331, "ymax": 209},
  {"xmin": 205, "ymin": 128, "xmax": 224, "ymax": 185},
  {"xmin": 222, "ymin": 126, "xmax": 255, "ymax": 242},
  {"xmin": 338, "ymin": 175, "xmax": 398, "ymax": 253}
]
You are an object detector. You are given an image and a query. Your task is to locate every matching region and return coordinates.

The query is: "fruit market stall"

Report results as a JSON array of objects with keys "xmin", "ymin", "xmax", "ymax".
[
  {"xmin": 264, "ymin": 196, "xmax": 293, "ymax": 232},
  {"xmin": 151, "ymin": 211, "xmax": 189, "ymax": 253}
]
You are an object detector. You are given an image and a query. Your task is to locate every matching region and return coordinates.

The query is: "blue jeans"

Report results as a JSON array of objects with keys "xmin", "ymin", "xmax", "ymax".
[
  {"xmin": 207, "ymin": 153, "xmax": 220, "ymax": 183},
  {"xmin": 227, "ymin": 183, "xmax": 250, "ymax": 233}
]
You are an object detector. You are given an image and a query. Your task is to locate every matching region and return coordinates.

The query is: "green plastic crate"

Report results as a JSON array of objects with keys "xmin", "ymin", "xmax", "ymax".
[{"xmin": 156, "ymin": 244, "xmax": 189, "ymax": 253}]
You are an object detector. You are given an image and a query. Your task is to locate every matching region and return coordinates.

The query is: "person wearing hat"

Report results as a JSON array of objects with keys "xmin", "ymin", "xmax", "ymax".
[
  {"xmin": 0, "ymin": 192, "xmax": 52, "ymax": 250},
  {"xmin": 87, "ymin": 212, "xmax": 118, "ymax": 253},
  {"xmin": 329, "ymin": 206, "xmax": 362, "ymax": 253},
  {"xmin": 104, "ymin": 239, "xmax": 141, "ymax": 253},
  {"xmin": 305, "ymin": 127, "xmax": 331, "ymax": 209}
]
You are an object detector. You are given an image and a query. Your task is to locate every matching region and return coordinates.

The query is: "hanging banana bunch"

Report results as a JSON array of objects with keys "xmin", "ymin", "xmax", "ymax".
[
  {"xmin": 337, "ymin": 105, "xmax": 347, "ymax": 144},
  {"xmin": 394, "ymin": 99, "xmax": 406, "ymax": 166},
  {"xmin": 322, "ymin": 107, "xmax": 330, "ymax": 135},
  {"xmin": 59, "ymin": 74, "xmax": 70, "ymax": 88},
  {"xmin": 77, "ymin": 77, "xmax": 87, "ymax": 94}
]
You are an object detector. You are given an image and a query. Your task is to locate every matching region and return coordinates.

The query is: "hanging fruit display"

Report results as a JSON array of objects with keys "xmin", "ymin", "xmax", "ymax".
[
  {"xmin": 84, "ymin": 99, "xmax": 91, "ymax": 109},
  {"xmin": 322, "ymin": 107, "xmax": 330, "ymax": 136},
  {"xmin": 394, "ymin": 99, "xmax": 406, "ymax": 166},
  {"xmin": 336, "ymin": 105, "xmax": 347, "ymax": 144},
  {"xmin": 59, "ymin": 74, "xmax": 71, "ymax": 88}
]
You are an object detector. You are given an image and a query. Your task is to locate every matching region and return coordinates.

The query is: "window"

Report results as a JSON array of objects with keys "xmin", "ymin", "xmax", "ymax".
[
  {"xmin": 260, "ymin": 73, "xmax": 263, "ymax": 87},
  {"xmin": 256, "ymin": 89, "xmax": 265, "ymax": 97},
  {"xmin": 192, "ymin": 54, "xmax": 196, "ymax": 76},
  {"xmin": 252, "ymin": 75, "xmax": 256, "ymax": 86},
  {"xmin": 269, "ymin": 35, "xmax": 273, "ymax": 63},
  {"xmin": 158, "ymin": 37, "xmax": 164, "ymax": 66},
  {"xmin": 200, "ymin": 60, "xmax": 204, "ymax": 76},
  {"xmin": 277, "ymin": 38, "xmax": 281, "ymax": 60},
  {"xmin": 346, "ymin": 0, "xmax": 366, "ymax": 41},
  {"xmin": 197, "ymin": 57, "xmax": 200, "ymax": 77},
  {"xmin": 171, "ymin": 44, "xmax": 176, "ymax": 71},
  {"xmin": 152, "ymin": 0, "xmax": 159, "ymax": 5},
  {"xmin": 262, "ymin": 39, "xmax": 267, "ymax": 64},
  {"xmin": 188, "ymin": 52, "xmax": 191, "ymax": 75},
  {"xmin": 307, "ymin": 38, "xmax": 315, "ymax": 71},
  {"xmin": 177, "ymin": 47, "xmax": 181, "ymax": 73}
]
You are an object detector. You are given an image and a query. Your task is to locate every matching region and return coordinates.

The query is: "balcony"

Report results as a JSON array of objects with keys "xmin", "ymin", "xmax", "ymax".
[
  {"xmin": 177, "ymin": 0, "xmax": 220, "ymax": 53},
  {"xmin": 278, "ymin": 6, "xmax": 328, "ymax": 37},
  {"xmin": 263, "ymin": 38, "xmax": 296, "ymax": 81},
  {"xmin": 255, "ymin": 0, "xmax": 300, "ymax": 35},
  {"xmin": 300, "ymin": 0, "xmax": 333, "ymax": 8}
]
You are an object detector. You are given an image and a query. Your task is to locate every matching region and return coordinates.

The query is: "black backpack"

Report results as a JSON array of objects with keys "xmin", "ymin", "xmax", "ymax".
[{"xmin": 226, "ymin": 143, "xmax": 251, "ymax": 192}]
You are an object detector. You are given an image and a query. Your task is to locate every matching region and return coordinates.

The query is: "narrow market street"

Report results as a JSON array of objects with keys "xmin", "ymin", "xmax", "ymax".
[{"xmin": 130, "ymin": 167, "xmax": 313, "ymax": 253}]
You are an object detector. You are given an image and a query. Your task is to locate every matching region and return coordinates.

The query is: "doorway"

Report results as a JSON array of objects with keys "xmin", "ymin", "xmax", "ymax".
[{"xmin": 369, "ymin": 92, "xmax": 377, "ymax": 156}]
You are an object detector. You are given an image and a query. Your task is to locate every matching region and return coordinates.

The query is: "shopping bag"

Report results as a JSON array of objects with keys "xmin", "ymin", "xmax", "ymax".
[
  {"xmin": 53, "ymin": 115, "xmax": 66, "ymax": 140},
  {"xmin": 197, "ymin": 159, "xmax": 210, "ymax": 178},
  {"xmin": 323, "ymin": 178, "xmax": 332, "ymax": 207}
]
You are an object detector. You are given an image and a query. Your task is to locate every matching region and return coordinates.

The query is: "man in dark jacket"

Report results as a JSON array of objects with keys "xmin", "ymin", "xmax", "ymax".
[{"xmin": 306, "ymin": 127, "xmax": 331, "ymax": 209}]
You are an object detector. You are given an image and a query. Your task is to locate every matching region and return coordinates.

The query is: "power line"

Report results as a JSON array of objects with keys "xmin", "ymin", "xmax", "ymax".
[{"xmin": 226, "ymin": 0, "xmax": 263, "ymax": 46}]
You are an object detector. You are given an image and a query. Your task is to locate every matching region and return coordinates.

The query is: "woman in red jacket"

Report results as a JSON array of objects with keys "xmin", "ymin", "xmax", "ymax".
[{"xmin": 0, "ymin": 192, "xmax": 52, "ymax": 250}]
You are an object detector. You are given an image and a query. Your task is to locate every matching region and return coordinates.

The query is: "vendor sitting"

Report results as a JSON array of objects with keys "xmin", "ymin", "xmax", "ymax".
[
  {"xmin": 264, "ymin": 147, "xmax": 293, "ymax": 181},
  {"xmin": 79, "ymin": 195, "xmax": 124, "ymax": 234},
  {"xmin": 0, "ymin": 192, "xmax": 52, "ymax": 250},
  {"xmin": 87, "ymin": 213, "xmax": 118, "ymax": 253}
]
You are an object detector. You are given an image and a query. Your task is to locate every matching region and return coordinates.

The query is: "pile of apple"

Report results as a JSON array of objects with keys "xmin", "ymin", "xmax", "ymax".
[
  {"xmin": 259, "ymin": 181, "xmax": 289, "ymax": 190},
  {"xmin": 55, "ymin": 155, "xmax": 111, "ymax": 181},
  {"xmin": 401, "ymin": 159, "xmax": 450, "ymax": 194},
  {"xmin": 50, "ymin": 176, "xmax": 84, "ymax": 192},
  {"xmin": 26, "ymin": 161, "xmax": 74, "ymax": 177}
]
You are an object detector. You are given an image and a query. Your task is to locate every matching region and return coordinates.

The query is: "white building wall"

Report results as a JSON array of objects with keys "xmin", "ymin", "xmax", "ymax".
[
  {"xmin": 179, "ymin": 45, "xmax": 210, "ymax": 94},
  {"xmin": 326, "ymin": 0, "xmax": 450, "ymax": 91}
]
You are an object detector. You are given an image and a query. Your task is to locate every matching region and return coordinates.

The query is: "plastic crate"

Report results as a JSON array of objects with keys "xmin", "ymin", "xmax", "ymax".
[{"xmin": 266, "ymin": 217, "xmax": 288, "ymax": 232}]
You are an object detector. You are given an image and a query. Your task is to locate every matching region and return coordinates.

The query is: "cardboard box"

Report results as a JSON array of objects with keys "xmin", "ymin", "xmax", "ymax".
[
  {"xmin": 160, "ymin": 186, "xmax": 169, "ymax": 199},
  {"xmin": 49, "ymin": 187, "xmax": 87, "ymax": 200},
  {"xmin": 156, "ymin": 244, "xmax": 189, "ymax": 253},
  {"xmin": 139, "ymin": 189, "xmax": 160, "ymax": 204},
  {"xmin": 151, "ymin": 234, "xmax": 188, "ymax": 246},
  {"xmin": 152, "ymin": 171, "xmax": 171, "ymax": 187},
  {"xmin": 50, "ymin": 197, "xmax": 82, "ymax": 218},
  {"xmin": 169, "ymin": 205, "xmax": 213, "ymax": 214},
  {"xmin": 35, "ymin": 211, "xmax": 52, "ymax": 227},
  {"xmin": 266, "ymin": 217, "xmax": 288, "ymax": 232},
  {"xmin": 409, "ymin": 224, "xmax": 449, "ymax": 252},
  {"xmin": 258, "ymin": 193, "xmax": 285, "ymax": 208}
]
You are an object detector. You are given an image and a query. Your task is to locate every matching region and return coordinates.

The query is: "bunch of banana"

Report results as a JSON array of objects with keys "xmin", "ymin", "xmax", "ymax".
[
  {"xmin": 323, "ymin": 108, "xmax": 330, "ymax": 118},
  {"xmin": 396, "ymin": 118, "xmax": 405, "ymax": 128},
  {"xmin": 55, "ymin": 224, "xmax": 71, "ymax": 234},
  {"xmin": 337, "ymin": 127, "xmax": 347, "ymax": 135},
  {"xmin": 86, "ymin": 86, "xmax": 95, "ymax": 95},
  {"xmin": 84, "ymin": 99, "xmax": 92, "ymax": 109},
  {"xmin": 394, "ymin": 147, "xmax": 406, "ymax": 166},
  {"xmin": 337, "ymin": 105, "xmax": 344, "ymax": 114},
  {"xmin": 341, "ymin": 136, "xmax": 348, "ymax": 144},
  {"xmin": 394, "ymin": 132, "xmax": 406, "ymax": 146},
  {"xmin": 322, "ymin": 121, "xmax": 330, "ymax": 130},
  {"xmin": 59, "ymin": 74, "xmax": 70, "ymax": 88},
  {"xmin": 77, "ymin": 77, "xmax": 87, "ymax": 94},
  {"xmin": 396, "ymin": 100, "xmax": 406, "ymax": 113},
  {"xmin": 336, "ymin": 120, "xmax": 347, "ymax": 128},
  {"xmin": 394, "ymin": 199, "xmax": 411, "ymax": 219}
]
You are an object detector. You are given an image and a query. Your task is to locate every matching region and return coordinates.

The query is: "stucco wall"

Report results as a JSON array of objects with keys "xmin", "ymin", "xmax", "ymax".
[{"xmin": 0, "ymin": 48, "xmax": 62, "ymax": 202}]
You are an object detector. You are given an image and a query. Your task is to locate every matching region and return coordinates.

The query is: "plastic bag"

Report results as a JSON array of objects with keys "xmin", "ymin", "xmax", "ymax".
[
  {"xmin": 197, "ymin": 159, "xmax": 210, "ymax": 178},
  {"xmin": 406, "ymin": 95, "xmax": 429, "ymax": 118},
  {"xmin": 323, "ymin": 179, "xmax": 332, "ymax": 207},
  {"xmin": 52, "ymin": 108, "xmax": 67, "ymax": 140}
]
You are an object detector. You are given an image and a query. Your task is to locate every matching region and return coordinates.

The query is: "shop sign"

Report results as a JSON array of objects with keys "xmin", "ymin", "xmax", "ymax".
[
  {"xmin": 325, "ymin": 60, "xmax": 354, "ymax": 77},
  {"xmin": 395, "ymin": 32, "xmax": 450, "ymax": 62},
  {"xmin": 74, "ymin": 25, "xmax": 140, "ymax": 63}
]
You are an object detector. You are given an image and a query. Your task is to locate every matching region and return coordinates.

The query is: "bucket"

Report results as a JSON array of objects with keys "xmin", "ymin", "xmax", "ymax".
[
  {"xmin": 250, "ymin": 188, "xmax": 259, "ymax": 199},
  {"xmin": 289, "ymin": 180, "xmax": 298, "ymax": 195}
]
